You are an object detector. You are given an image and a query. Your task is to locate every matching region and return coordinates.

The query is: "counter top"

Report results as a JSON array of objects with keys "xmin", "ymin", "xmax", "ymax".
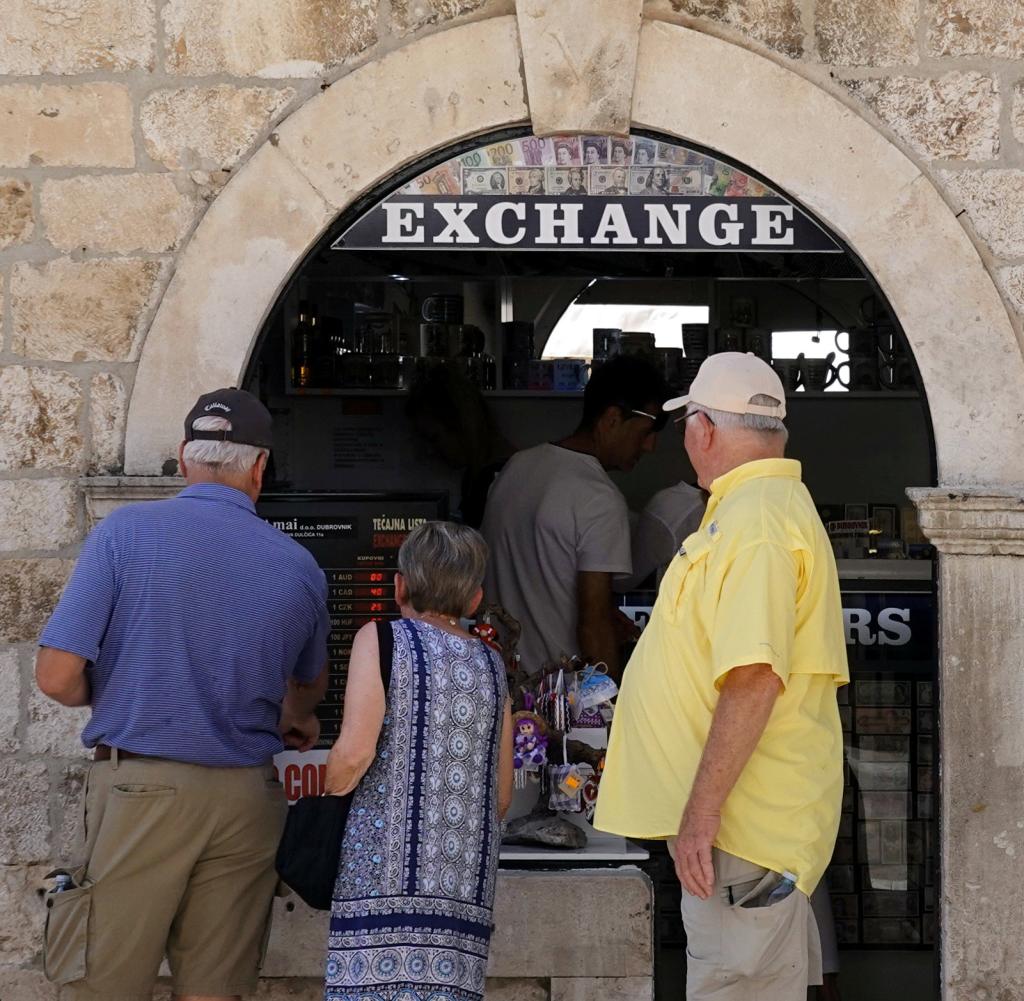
[{"xmin": 500, "ymin": 828, "xmax": 650, "ymax": 863}]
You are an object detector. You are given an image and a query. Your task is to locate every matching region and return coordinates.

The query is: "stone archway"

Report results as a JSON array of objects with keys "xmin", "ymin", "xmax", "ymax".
[{"xmin": 117, "ymin": 13, "xmax": 1024, "ymax": 998}]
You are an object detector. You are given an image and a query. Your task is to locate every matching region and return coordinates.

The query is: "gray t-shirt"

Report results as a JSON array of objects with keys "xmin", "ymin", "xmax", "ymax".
[
  {"xmin": 614, "ymin": 480, "xmax": 706, "ymax": 592},
  {"xmin": 481, "ymin": 443, "xmax": 632, "ymax": 674}
]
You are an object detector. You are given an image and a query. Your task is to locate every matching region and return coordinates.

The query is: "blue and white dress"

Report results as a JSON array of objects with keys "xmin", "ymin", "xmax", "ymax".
[{"xmin": 325, "ymin": 618, "xmax": 508, "ymax": 1001}]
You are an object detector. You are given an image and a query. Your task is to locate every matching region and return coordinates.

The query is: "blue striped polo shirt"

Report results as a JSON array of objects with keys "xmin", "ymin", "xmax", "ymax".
[{"xmin": 40, "ymin": 483, "xmax": 330, "ymax": 767}]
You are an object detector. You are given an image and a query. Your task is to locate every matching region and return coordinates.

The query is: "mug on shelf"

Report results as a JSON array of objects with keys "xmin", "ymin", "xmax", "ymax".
[
  {"xmin": 592, "ymin": 328, "xmax": 621, "ymax": 361},
  {"xmin": 528, "ymin": 359, "xmax": 554, "ymax": 391},
  {"xmin": 552, "ymin": 358, "xmax": 590, "ymax": 392},
  {"xmin": 800, "ymin": 352, "xmax": 845, "ymax": 392},
  {"xmin": 772, "ymin": 358, "xmax": 803, "ymax": 393}
]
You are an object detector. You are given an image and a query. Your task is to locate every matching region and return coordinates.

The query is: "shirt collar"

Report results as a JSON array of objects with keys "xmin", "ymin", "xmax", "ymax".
[
  {"xmin": 709, "ymin": 458, "xmax": 802, "ymax": 500},
  {"xmin": 178, "ymin": 482, "xmax": 257, "ymax": 514}
]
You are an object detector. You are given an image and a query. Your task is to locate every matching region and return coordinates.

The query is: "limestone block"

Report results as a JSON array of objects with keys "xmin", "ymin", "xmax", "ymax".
[
  {"xmin": 261, "ymin": 896, "xmax": 329, "ymax": 976},
  {"xmin": 997, "ymin": 265, "xmax": 1024, "ymax": 319},
  {"xmin": 124, "ymin": 145, "xmax": 334, "ymax": 474},
  {"xmin": 392, "ymin": 0, "xmax": 489, "ymax": 33},
  {"xmin": 0, "ymin": 84, "xmax": 133, "ymax": 168},
  {"xmin": 0, "ymin": 559, "xmax": 74, "ymax": 644},
  {"xmin": 0, "ymin": 367, "xmax": 83, "ymax": 472},
  {"xmin": 0, "ymin": 647, "xmax": 21, "ymax": 753},
  {"xmin": 141, "ymin": 86, "xmax": 295, "ymax": 171},
  {"xmin": 27, "ymin": 686, "xmax": 89, "ymax": 759},
  {"xmin": 162, "ymin": 0, "xmax": 378, "ymax": 77},
  {"xmin": 486, "ymin": 978, "xmax": 550, "ymax": 1001},
  {"xmin": 41, "ymin": 174, "xmax": 197, "ymax": 254},
  {"xmin": 552, "ymin": 978, "xmax": 654, "ymax": 1001},
  {"xmin": 276, "ymin": 18, "xmax": 527, "ymax": 211},
  {"xmin": 0, "ymin": 863, "xmax": 52, "ymax": 965},
  {"xmin": 940, "ymin": 169, "xmax": 1024, "ymax": 258},
  {"xmin": 0, "ymin": 178, "xmax": 33, "ymax": 249},
  {"xmin": 89, "ymin": 373, "xmax": 128, "ymax": 475},
  {"xmin": 56, "ymin": 764, "xmax": 87, "ymax": 860},
  {"xmin": 82, "ymin": 477, "xmax": 180, "ymax": 527},
  {"xmin": 1013, "ymin": 81, "xmax": 1024, "ymax": 145},
  {"xmin": 489, "ymin": 870, "xmax": 653, "ymax": 977},
  {"xmin": 0, "ymin": 479, "xmax": 79, "ymax": 552},
  {"xmin": 0, "ymin": 968, "xmax": 58, "ymax": 1000},
  {"xmin": 844, "ymin": 73, "xmax": 999, "ymax": 161},
  {"xmin": 816, "ymin": 0, "xmax": 919, "ymax": 66},
  {"xmin": 929, "ymin": 0, "xmax": 1024, "ymax": 58},
  {"xmin": 0, "ymin": 761, "xmax": 50, "ymax": 864},
  {"xmin": 517, "ymin": 0, "xmax": 642, "ymax": 135},
  {"xmin": 0, "ymin": 0, "xmax": 155, "ymax": 74},
  {"xmin": 11, "ymin": 259, "xmax": 163, "ymax": 363},
  {"xmin": 652, "ymin": 0, "xmax": 803, "ymax": 58}
]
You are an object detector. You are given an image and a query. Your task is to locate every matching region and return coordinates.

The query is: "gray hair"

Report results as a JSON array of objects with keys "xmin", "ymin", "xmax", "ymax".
[
  {"xmin": 182, "ymin": 415, "xmax": 268, "ymax": 474},
  {"xmin": 687, "ymin": 394, "xmax": 788, "ymax": 443},
  {"xmin": 398, "ymin": 521, "xmax": 488, "ymax": 618}
]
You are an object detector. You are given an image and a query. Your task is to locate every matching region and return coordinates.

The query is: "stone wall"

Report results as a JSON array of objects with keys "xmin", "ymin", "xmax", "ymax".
[{"xmin": 1, "ymin": 1, "xmax": 1022, "ymax": 998}]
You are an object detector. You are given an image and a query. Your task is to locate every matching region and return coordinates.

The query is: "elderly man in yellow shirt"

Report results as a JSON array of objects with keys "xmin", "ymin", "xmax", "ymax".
[{"xmin": 595, "ymin": 352, "xmax": 848, "ymax": 1000}]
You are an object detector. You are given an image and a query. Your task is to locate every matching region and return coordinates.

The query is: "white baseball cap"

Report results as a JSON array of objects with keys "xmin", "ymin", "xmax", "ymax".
[{"xmin": 664, "ymin": 352, "xmax": 787, "ymax": 419}]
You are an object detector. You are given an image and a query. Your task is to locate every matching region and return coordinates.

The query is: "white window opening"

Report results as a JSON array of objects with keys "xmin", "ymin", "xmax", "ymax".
[{"xmin": 543, "ymin": 304, "xmax": 711, "ymax": 359}]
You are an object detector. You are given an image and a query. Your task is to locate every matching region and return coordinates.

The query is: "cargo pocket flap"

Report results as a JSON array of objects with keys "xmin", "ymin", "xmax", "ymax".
[{"xmin": 43, "ymin": 881, "xmax": 91, "ymax": 985}]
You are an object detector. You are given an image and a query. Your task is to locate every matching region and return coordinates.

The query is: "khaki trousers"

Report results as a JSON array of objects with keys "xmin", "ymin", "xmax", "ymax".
[
  {"xmin": 44, "ymin": 753, "xmax": 287, "ymax": 1001},
  {"xmin": 680, "ymin": 849, "xmax": 822, "ymax": 1001}
]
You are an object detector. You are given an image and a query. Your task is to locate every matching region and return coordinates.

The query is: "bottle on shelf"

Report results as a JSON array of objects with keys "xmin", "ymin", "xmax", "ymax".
[
  {"xmin": 291, "ymin": 301, "xmax": 316, "ymax": 390},
  {"xmin": 457, "ymin": 325, "xmax": 496, "ymax": 391}
]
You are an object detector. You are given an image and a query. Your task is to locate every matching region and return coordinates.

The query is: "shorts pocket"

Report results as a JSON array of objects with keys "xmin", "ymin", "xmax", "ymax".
[
  {"xmin": 111, "ymin": 784, "xmax": 176, "ymax": 798},
  {"xmin": 43, "ymin": 876, "xmax": 91, "ymax": 985}
]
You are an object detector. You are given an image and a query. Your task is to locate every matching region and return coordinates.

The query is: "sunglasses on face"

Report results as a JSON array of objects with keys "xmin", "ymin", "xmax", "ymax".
[{"xmin": 621, "ymin": 406, "xmax": 668, "ymax": 432}]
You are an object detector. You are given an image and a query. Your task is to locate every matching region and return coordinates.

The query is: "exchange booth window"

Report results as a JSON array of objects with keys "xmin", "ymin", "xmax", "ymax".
[{"xmin": 246, "ymin": 130, "xmax": 938, "ymax": 1001}]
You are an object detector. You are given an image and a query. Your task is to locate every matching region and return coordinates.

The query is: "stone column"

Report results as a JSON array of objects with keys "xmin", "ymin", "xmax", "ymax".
[{"xmin": 909, "ymin": 488, "xmax": 1024, "ymax": 1000}]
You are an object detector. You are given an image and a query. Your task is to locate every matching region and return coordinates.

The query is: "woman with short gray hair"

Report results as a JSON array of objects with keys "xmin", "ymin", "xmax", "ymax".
[{"xmin": 323, "ymin": 521, "xmax": 513, "ymax": 1001}]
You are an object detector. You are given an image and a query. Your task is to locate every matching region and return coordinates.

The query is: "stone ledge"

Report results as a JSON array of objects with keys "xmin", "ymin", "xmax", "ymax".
[
  {"xmin": 81, "ymin": 475, "xmax": 181, "ymax": 527},
  {"xmin": 908, "ymin": 486, "xmax": 1024, "ymax": 555}
]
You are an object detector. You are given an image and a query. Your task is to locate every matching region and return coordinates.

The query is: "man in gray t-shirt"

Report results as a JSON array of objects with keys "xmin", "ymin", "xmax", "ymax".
[{"xmin": 482, "ymin": 356, "xmax": 667, "ymax": 680}]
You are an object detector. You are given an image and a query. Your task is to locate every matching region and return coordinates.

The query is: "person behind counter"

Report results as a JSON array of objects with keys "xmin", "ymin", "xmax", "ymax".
[
  {"xmin": 481, "ymin": 354, "xmax": 669, "ymax": 680},
  {"xmin": 405, "ymin": 360, "xmax": 515, "ymax": 528},
  {"xmin": 323, "ymin": 521, "xmax": 513, "ymax": 1001},
  {"xmin": 35, "ymin": 388, "xmax": 330, "ymax": 1001},
  {"xmin": 596, "ymin": 353, "xmax": 849, "ymax": 1000}
]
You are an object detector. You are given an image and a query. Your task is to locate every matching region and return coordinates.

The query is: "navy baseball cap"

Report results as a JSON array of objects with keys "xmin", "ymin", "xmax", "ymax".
[{"xmin": 184, "ymin": 388, "xmax": 273, "ymax": 450}]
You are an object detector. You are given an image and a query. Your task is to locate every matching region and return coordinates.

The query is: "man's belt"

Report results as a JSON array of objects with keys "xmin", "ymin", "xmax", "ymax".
[{"xmin": 93, "ymin": 744, "xmax": 150, "ymax": 762}]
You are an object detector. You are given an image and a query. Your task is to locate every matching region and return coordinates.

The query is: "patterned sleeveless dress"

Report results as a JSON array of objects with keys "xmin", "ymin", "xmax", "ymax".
[{"xmin": 325, "ymin": 618, "xmax": 508, "ymax": 1001}]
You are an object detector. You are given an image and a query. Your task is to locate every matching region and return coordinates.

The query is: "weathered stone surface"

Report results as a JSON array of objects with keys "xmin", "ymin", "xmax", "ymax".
[
  {"xmin": 518, "ymin": 0, "xmax": 641, "ymax": 135},
  {"xmin": 0, "ymin": 479, "xmax": 79, "ymax": 552},
  {"xmin": 0, "ymin": 0, "xmax": 155, "ymax": 74},
  {"xmin": 141, "ymin": 85, "xmax": 295, "ymax": 171},
  {"xmin": 163, "ymin": 0, "xmax": 378, "ymax": 77},
  {"xmin": 0, "ymin": 559, "xmax": 74, "ymax": 644},
  {"xmin": 392, "ymin": 0, "xmax": 489, "ymax": 32},
  {"xmin": 486, "ymin": 978, "xmax": 550, "ymax": 1001},
  {"xmin": 0, "ymin": 367, "xmax": 83, "ymax": 472},
  {"xmin": 816, "ymin": 0, "xmax": 919, "ymax": 65},
  {"xmin": 276, "ymin": 18, "xmax": 527, "ymax": 210},
  {"xmin": 940, "ymin": 169, "xmax": 1024, "ymax": 258},
  {"xmin": 0, "ymin": 84, "xmax": 133, "ymax": 168},
  {"xmin": 552, "ymin": 978, "xmax": 654, "ymax": 1001},
  {"xmin": 0, "ymin": 968, "xmax": 59, "ymax": 1000},
  {"xmin": 27, "ymin": 685, "xmax": 89, "ymax": 758},
  {"xmin": 1012, "ymin": 81, "xmax": 1024, "ymax": 146},
  {"xmin": 489, "ymin": 871, "xmax": 653, "ymax": 977},
  {"xmin": 662, "ymin": 0, "xmax": 803, "ymax": 58},
  {"xmin": 0, "ymin": 178, "xmax": 33, "ymax": 249},
  {"xmin": 12, "ymin": 259, "xmax": 162, "ymax": 362},
  {"xmin": 125, "ymin": 145, "xmax": 334, "ymax": 475},
  {"xmin": 156, "ymin": 979, "xmax": 325, "ymax": 999},
  {"xmin": 89, "ymin": 373, "xmax": 128, "ymax": 475},
  {"xmin": 42, "ymin": 174, "xmax": 197, "ymax": 253},
  {"xmin": 0, "ymin": 647, "xmax": 21, "ymax": 753},
  {"xmin": 56, "ymin": 764, "xmax": 87, "ymax": 860},
  {"xmin": 997, "ymin": 265, "xmax": 1024, "ymax": 319},
  {"xmin": 0, "ymin": 761, "xmax": 50, "ymax": 863},
  {"xmin": 0, "ymin": 864, "xmax": 51, "ymax": 965},
  {"xmin": 844, "ymin": 73, "xmax": 999, "ymax": 161},
  {"xmin": 929, "ymin": 0, "xmax": 1024, "ymax": 58}
]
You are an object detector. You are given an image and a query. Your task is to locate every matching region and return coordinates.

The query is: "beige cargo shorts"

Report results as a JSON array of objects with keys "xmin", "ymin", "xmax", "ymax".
[
  {"xmin": 43, "ymin": 752, "xmax": 288, "ymax": 1001},
  {"xmin": 679, "ymin": 848, "xmax": 823, "ymax": 1001}
]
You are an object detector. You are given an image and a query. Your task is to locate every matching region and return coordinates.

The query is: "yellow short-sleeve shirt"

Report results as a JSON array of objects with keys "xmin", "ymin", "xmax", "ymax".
[{"xmin": 595, "ymin": 458, "xmax": 849, "ymax": 896}]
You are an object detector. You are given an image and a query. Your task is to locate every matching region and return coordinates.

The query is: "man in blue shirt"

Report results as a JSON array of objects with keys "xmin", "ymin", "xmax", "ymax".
[{"xmin": 37, "ymin": 388, "xmax": 330, "ymax": 1001}]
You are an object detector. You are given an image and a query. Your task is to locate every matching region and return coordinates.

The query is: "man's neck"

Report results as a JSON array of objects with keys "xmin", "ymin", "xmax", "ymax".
[
  {"xmin": 701, "ymin": 447, "xmax": 784, "ymax": 490},
  {"xmin": 185, "ymin": 473, "xmax": 257, "ymax": 503},
  {"xmin": 556, "ymin": 430, "xmax": 603, "ymax": 466}
]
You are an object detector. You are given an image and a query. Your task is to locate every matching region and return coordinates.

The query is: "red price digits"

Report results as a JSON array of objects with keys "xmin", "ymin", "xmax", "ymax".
[
  {"xmin": 369, "ymin": 587, "xmax": 384, "ymax": 597},
  {"xmin": 369, "ymin": 602, "xmax": 384, "ymax": 612},
  {"xmin": 370, "ymin": 572, "xmax": 384, "ymax": 582}
]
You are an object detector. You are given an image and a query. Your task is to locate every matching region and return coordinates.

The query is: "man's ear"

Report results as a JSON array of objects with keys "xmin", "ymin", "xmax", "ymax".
[
  {"xmin": 596, "ymin": 405, "xmax": 622, "ymax": 434},
  {"xmin": 177, "ymin": 441, "xmax": 188, "ymax": 478},
  {"xmin": 252, "ymin": 451, "xmax": 268, "ymax": 492}
]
